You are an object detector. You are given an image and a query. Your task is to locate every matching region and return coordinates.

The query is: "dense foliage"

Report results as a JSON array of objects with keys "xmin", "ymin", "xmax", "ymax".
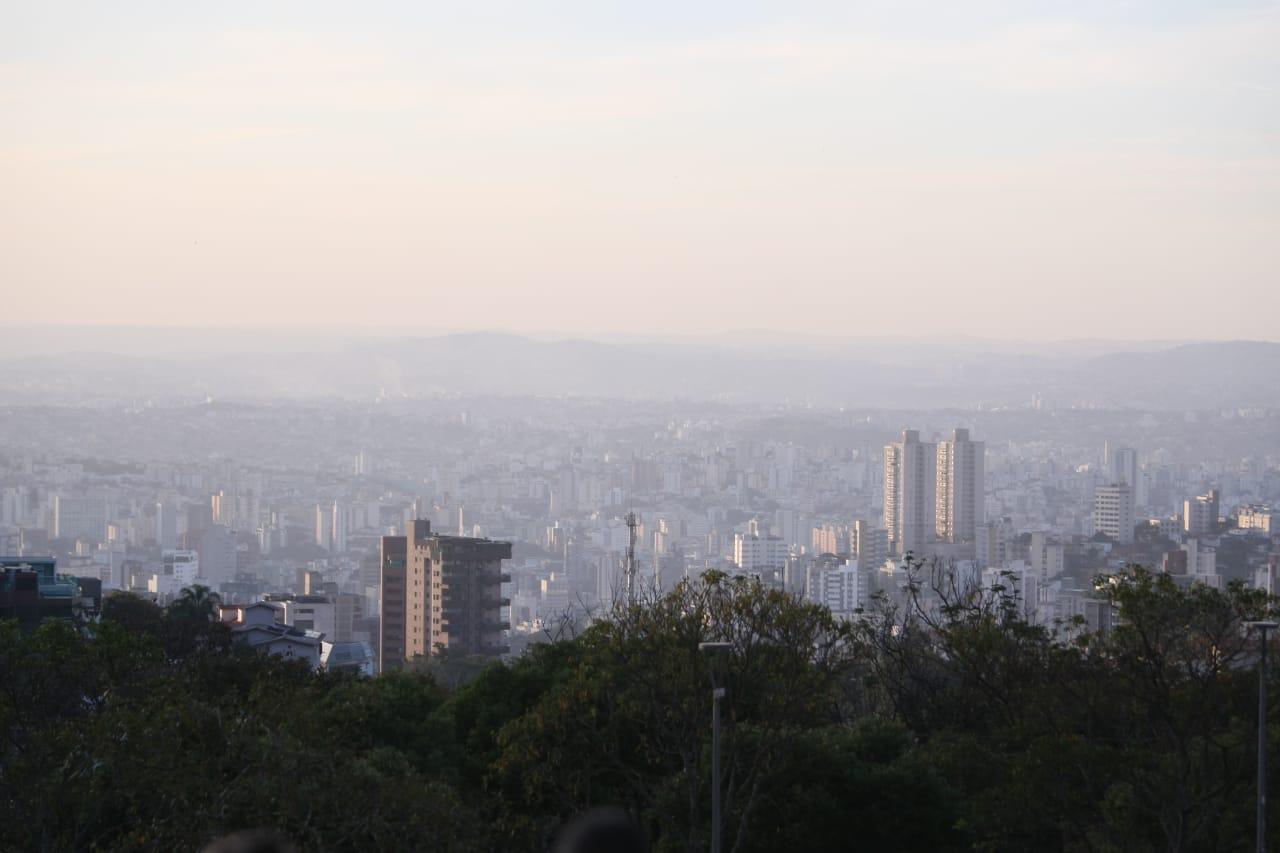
[{"xmin": 1, "ymin": 567, "xmax": 1277, "ymax": 851}]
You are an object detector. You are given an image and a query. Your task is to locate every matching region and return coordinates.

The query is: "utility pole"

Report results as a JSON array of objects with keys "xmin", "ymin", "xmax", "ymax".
[
  {"xmin": 1248, "ymin": 620, "xmax": 1278, "ymax": 853},
  {"xmin": 699, "ymin": 641, "xmax": 732, "ymax": 853}
]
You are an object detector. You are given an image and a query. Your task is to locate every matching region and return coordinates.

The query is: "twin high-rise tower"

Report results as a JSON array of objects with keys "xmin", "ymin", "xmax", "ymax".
[
  {"xmin": 884, "ymin": 428, "xmax": 985, "ymax": 558},
  {"xmin": 937, "ymin": 428, "xmax": 985, "ymax": 546},
  {"xmin": 884, "ymin": 430, "xmax": 936, "ymax": 557}
]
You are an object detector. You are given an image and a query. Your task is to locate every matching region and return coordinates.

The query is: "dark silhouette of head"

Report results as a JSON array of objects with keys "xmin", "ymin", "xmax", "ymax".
[
  {"xmin": 552, "ymin": 807, "xmax": 645, "ymax": 853},
  {"xmin": 201, "ymin": 829, "xmax": 296, "ymax": 853}
]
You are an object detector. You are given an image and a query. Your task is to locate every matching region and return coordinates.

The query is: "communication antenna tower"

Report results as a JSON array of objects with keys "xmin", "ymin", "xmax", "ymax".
[{"xmin": 624, "ymin": 510, "xmax": 639, "ymax": 605}]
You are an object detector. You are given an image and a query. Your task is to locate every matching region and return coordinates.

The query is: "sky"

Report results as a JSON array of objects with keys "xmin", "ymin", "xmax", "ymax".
[{"xmin": 2, "ymin": 1, "xmax": 1278, "ymax": 340}]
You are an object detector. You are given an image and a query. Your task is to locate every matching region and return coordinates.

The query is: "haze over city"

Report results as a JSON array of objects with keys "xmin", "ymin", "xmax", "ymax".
[{"xmin": 4, "ymin": 3, "xmax": 1280, "ymax": 852}]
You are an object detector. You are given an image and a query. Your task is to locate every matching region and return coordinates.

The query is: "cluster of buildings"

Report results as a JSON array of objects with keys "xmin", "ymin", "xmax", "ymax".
[{"xmin": 0, "ymin": 397, "xmax": 1278, "ymax": 665}]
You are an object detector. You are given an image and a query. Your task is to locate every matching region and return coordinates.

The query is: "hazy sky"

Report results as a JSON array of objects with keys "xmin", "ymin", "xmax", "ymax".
[{"xmin": 3, "ymin": 1, "xmax": 1277, "ymax": 339}]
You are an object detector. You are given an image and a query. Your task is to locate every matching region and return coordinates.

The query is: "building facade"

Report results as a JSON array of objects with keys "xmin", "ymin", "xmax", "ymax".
[
  {"xmin": 852, "ymin": 520, "xmax": 888, "ymax": 569},
  {"xmin": 53, "ymin": 495, "xmax": 107, "ymax": 543},
  {"xmin": 381, "ymin": 520, "xmax": 512, "ymax": 668},
  {"xmin": 936, "ymin": 428, "xmax": 985, "ymax": 545},
  {"xmin": 810, "ymin": 561, "xmax": 865, "ymax": 619},
  {"xmin": 1184, "ymin": 489, "xmax": 1220, "ymax": 536},
  {"xmin": 1105, "ymin": 442, "xmax": 1140, "ymax": 504},
  {"xmin": 1093, "ymin": 483, "xmax": 1135, "ymax": 544},
  {"xmin": 378, "ymin": 533, "xmax": 408, "ymax": 671},
  {"xmin": 1028, "ymin": 531, "xmax": 1064, "ymax": 583},
  {"xmin": 1238, "ymin": 505, "xmax": 1275, "ymax": 536},
  {"xmin": 884, "ymin": 429, "xmax": 936, "ymax": 557},
  {"xmin": 733, "ymin": 533, "xmax": 789, "ymax": 575}
]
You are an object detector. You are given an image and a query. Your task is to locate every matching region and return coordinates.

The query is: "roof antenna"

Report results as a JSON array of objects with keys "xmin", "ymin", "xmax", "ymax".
[{"xmin": 624, "ymin": 510, "xmax": 639, "ymax": 606}]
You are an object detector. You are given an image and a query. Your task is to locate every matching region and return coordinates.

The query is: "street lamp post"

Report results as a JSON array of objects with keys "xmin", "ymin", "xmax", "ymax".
[
  {"xmin": 1248, "ymin": 620, "xmax": 1278, "ymax": 853},
  {"xmin": 699, "ymin": 641, "xmax": 732, "ymax": 853}
]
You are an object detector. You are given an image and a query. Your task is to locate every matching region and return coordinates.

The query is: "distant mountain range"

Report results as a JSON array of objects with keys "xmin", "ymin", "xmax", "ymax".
[{"xmin": 0, "ymin": 329, "xmax": 1275, "ymax": 410}]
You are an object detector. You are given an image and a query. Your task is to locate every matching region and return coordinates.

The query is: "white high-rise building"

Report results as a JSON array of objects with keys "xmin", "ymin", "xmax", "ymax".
[
  {"xmin": 810, "ymin": 560, "xmax": 865, "ymax": 619},
  {"xmin": 852, "ymin": 520, "xmax": 888, "ymax": 569},
  {"xmin": 884, "ymin": 430, "xmax": 936, "ymax": 558},
  {"xmin": 331, "ymin": 501, "xmax": 347, "ymax": 553},
  {"xmin": 595, "ymin": 555, "xmax": 624, "ymax": 604},
  {"xmin": 936, "ymin": 428, "xmax": 985, "ymax": 544},
  {"xmin": 155, "ymin": 500, "xmax": 178, "ymax": 550},
  {"xmin": 1183, "ymin": 489, "xmax": 1220, "ymax": 536},
  {"xmin": 976, "ymin": 518, "xmax": 1013, "ymax": 569},
  {"xmin": 53, "ymin": 495, "xmax": 108, "ymax": 543},
  {"xmin": 1, "ymin": 487, "xmax": 32, "ymax": 526},
  {"xmin": 211, "ymin": 490, "xmax": 233, "ymax": 526},
  {"xmin": 1093, "ymin": 483, "xmax": 1135, "ymax": 544},
  {"xmin": 279, "ymin": 596, "xmax": 336, "ymax": 638},
  {"xmin": 196, "ymin": 525, "xmax": 237, "ymax": 590},
  {"xmin": 1183, "ymin": 538, "xmax": 1218, "ymax": 583},
  {"xmin": 1105, "ymin": 443, "xmax": 1142, "ymax": 507},
  {"xmin": 1028, "ymin": 531, "xmax": 1064, "ymax": 583},
  {"xmin": 1105, "ymin": 443, "xmax": 1138, "ymax": 486},
  {"xmin": 733, "ymin": 533, "xmax": 789, "ymax": 575},
  {"xmin": 1238, "ymin": 505, "xmax": 1276, "ymax": 536},
  {"xmin": 150, "ymin": 549, "xmax": 200, "ymax": 598},
  {"xmin": 315, "ymin": 503, "xmax": 329, "ymax": 550},
  {"xmin": 94, "ymin": 542, "xmax": 128, "ymax": 590}
]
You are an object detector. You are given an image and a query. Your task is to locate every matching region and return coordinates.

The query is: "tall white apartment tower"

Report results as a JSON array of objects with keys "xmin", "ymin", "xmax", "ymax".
[
  {"xmin": 1104, "ymin": 443, "xmax": 1138, "ymax": 487},
  {"xmin": 315, "ymin": 503, "xmax": 329, "ymax": 550},
  {"xmin": 1029, "ymin": 531, "xmax": 1064, "ymax": 583},
  {"xmin": 330, "ymin": 501, "xmax": 347, "ymax": 553},
  {"xmin": 1093, "ymin": 483, "xmax": 1135, "ymax": 544},
  {"xmin": 1183, "ymin": 489, "xmax": 1220, "ymax": 536},
  {"xmin": 884, "ymin": 430, "xmax": 936, "ymax": 557},
  {"xmin": 1105, "ymin": 442, "xmax": 1141, "ymax": 507},
  {"xmin": 155, "ymin": 500, "xmax": 178, "ymax": 550},
  {"xmin": 936, "ymin": 428, "xmax": 985, "ymax": 544}
]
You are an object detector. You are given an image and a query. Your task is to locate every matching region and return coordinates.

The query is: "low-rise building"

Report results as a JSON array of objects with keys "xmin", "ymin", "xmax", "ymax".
[
  {"xmin": 1239, "ymin": 505, "xmax": 1276, "ymax": 537},
  {"xmin": 0, "ymin": 556, "xmax": 98, "ymax": 631},
  {"xmin": 219, "ymin": 601, "xmax": 323, "ymax": 668}
]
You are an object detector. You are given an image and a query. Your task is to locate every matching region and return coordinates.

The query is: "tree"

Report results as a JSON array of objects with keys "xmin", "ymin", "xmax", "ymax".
[
  {"xmin": 1087, "ymin": 568, "xmax": 1271, "ymax": 850},
  {"xmin": 101, "ymin": 590, "xmax": 165, "ymax": 637},
  {"xmin": 169, "ymin": 584, "xmax": 221, "ymax": 622},
  {"xmin": 855, "ymin": 559, "xmax": 1278, "ymax": 851},
  {"xmin": 738, "ymin": 720, "xmax": 963, "ymax": 852},
  {"xmin": 490, "ymin": 571, "xmax": 858, "ymax": 852},
  {"xmin": 6, "ymin": 560, "xmax": 1279, "ymax": 851},
  {"xmin": 0, "ymin": 617, "xmax": 484, "ymax": 852}
]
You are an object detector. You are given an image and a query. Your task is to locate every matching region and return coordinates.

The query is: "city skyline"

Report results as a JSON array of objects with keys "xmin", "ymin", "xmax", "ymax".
[{"xmin": 4, "ymin": 4, "xmax": 1280, "ymax": 849}]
